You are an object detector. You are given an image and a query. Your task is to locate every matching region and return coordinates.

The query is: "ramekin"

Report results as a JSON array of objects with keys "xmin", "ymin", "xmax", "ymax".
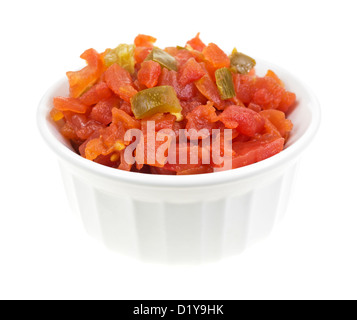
[{"xmin": 37, "ymin": 59, "xmax": 320, "ymax": 264}]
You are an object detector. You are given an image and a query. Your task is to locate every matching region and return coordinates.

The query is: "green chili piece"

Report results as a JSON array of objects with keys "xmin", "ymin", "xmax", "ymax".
[
  {"xmin": 131, "ymin": 86, "xmax": 182, "ymax": 120},
  {"xmin": 230, "ymin": 48, "xmax": 256, "ymax": 75},
  {"xmin": 104, "ymin": 44, "xmax": 136, "ymax": 74},
  {"xmin": 145, "ymin": 47, "xmax": 178, "ymax": 71},
  {"xmin": 215, "ymin": 68, "xmax": 235, "ymax": 100}
]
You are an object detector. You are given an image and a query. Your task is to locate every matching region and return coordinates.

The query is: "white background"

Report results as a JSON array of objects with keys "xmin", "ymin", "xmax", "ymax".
[{"xmin": 0, "ymin": 0, "xmax": 356, "ymax": 300}]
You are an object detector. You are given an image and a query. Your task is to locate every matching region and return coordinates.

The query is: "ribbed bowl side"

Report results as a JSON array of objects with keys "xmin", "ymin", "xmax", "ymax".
[{"xmin": 58, "ymin": 159, "xmax": 299, "ymax": 264}]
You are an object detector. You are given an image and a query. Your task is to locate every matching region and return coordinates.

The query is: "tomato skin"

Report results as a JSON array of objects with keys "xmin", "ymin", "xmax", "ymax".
[{"xmin": 219, "ymin": 105, "xmax": 265, "ymax": 137}]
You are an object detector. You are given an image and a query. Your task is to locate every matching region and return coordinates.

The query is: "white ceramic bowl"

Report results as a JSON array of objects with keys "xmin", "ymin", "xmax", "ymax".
[{"xmin": 37, "ymin": 59, "xmax": 320, "ymax": 264}]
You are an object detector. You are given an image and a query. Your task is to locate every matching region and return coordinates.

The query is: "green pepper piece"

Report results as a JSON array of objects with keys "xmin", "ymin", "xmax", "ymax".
[
  {"xmin": 104, "ymin": 44, "xmax": 136, "ymax": 74},
  {"xmin": 145, "ymin": 47, "xmax": 178, "ymax": 71},
  {"xmin": 215, "ymin": 68, "xmax": 236, "ymax": 100},
  {"xmin": 230, "ymin": 48, "xmax": 256, "ymax": 75},
  {"xmin": 131, "ymin": 86, "xmax": 182, "ymax": 120}
]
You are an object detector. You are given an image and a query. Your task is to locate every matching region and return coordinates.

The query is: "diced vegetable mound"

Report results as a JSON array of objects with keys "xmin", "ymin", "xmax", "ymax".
[{"xmin": 51, "ymin": 34, "xmax": 296, "ymax": 175}]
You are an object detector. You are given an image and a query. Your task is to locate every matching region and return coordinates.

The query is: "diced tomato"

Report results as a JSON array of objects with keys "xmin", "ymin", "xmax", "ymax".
[
  {"xmin": 261, "ymin": 117, "xmax": 281, "ymax": 138},
  {"xmin": 60, "ymin": 122, "xmax": 78, "ymax": 140},
  {"xmin": 278, "ymin": 91, "xmax": 296, "ymax": 113},
  {"xmin": 79, "ymin": 82, "xmax": 112, "ymax": 106},
  {"xmin": 180, "ymin": 100, "xmax": 204, "ymax": 117},
  {"xmin": 94, "ymin": 154, "xmax": 120, "ymax": 168},
  {"xmin": 50, "ymin": 107, "xmax": 64, "ymax": 121},
  {"xmin": 89, "ymin": 96, "xmax": 120, "ymax": 125},
  {"xmin": 219, "ymin": 105, "xmax": 265, "ymax": 137},
  {"xmin": 84, "ymin": 138, "xmax": 106, "ymax": 161},
  {"xmin": 260, "ymin": 109, "xmax": 293, "ymax": 139},
  {"xmin": 66, "ymin": 49, "xmax": 103, "ymax": 98},
  {"xmin": 164, "ymin": 47, "xmax": 180, "ymax": 57},
  {"xmin": 134, "ymin": 34, "xmax": 156, "ymax": 48},
  {"xmin": 174, "ymin": 50, "xmax": 194, "ymax": 68},
  {"xmin": 118, "ymin": 149, "xmax": 133, "ymax": 171},
  {"xmin": 186, "ymin": 102, "xmax": 219, "ymax": 138},
  {"xmin": 265, "ymin": 70, "xmax": 285, "ymax": 87},
  {"xmin": 137, "ymin": 61, "xmax": 161, "ymax": 88},
  {"xmin": 186, "ymin": 33, "xmax": 206, "ymax": 52},
  {"xmin": 136, "ymin": 132, "xmax": 174, "ymax": 169},
  {"xmin": 104, "ymin": 63, "xmax": 137, "ymax": 102},
  {"xmin": 163, "ymin": 143, "xmax": 206, "ymax": 173},
  {"xmin": 119, "ymin": 101, "xmax": 134, "ymax": 116},
  {"xmin": 117, "ymin": 85, "xmax": 138, "ymax": 103},
  {"xmin": 253, "ymin": 77, "xmax": 285, "ymax": 110},
  {"xmin": 179, "ymin": 58, "xmax": 206, "ymax": 86},
  {"xmin": 112, "ymin": 107, "xmax": 141, "ymax": 130},
  {"xmin": 78, "ymin": 130, "xmax": 101, "ymax": 157},
  {"xmin": 67, "ymin": 114, "xmax": 105, "ymax": 140},
  {"xmin": 141, "ymin": 113, "xmax": 176, "ymax": 132},
  {"xmin": 195, "ymin": 74, "xmax": 226, "ymax": 110},
  {"xmin": 53, "ymin": 97, "xmax": 88, "ymax": 114},
  {"xmin": 231, "ymin": 134, "xmax": 285, "ymax": 169},
  {"xmin": 101, "ymin": 122, "xmax": 126, "ymax": 150},
  {"xmin": 159, "ymin": 68, "xmax": 197, "ymax": 101},
  {"xmin": 202, "ymin": 43, "xmax": 230, "ymax": 69},
  {"xmin": 234, "ymin": 74, "xmax": 257, "ymax": 105},
  {"xmin": 134, "ymin": 46, "xmax": 152, "ymax": 64},
  {"xmin": 228, "ymin": 96, "xmax": 246, "ymax": 108}
]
